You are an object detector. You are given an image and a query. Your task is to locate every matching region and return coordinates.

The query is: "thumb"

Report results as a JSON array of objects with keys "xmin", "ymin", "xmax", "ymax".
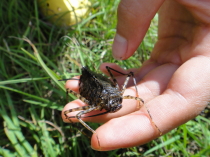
[{"xmin": 112, "ymin": 0, "xmax": 164, "ymax": 60}]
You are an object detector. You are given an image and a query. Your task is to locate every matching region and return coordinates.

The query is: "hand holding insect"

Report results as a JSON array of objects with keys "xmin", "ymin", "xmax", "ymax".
[{"xmin": 62, "ymin": 0, "xmax": 210, "ymax": 151}]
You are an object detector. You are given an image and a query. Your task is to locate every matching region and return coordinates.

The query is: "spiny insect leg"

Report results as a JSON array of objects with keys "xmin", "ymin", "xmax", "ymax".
[
  {"xmin": 64, "ymin": 106, "xmax": 97, "ymax": 136},
  {"xmin": 105, "ymin": 66, "xmax": 136, "ymax": 95},
  {"xmin": 76, "ymin": 107, "xmax": 102, "ymax": 147},
  {"xmin": 106, "ymin": 66, "xmax": 129, "ymax": 75},
  {"xmin": 65, "ymin": 88, "xmax": 90, "ymax": 122},
  {"xmin": 64, "ymin": 105, "xmax": 93, "ymax": 117},
  {"xmin": 66, "ymin": 88, "xmax": 89, "ymax": 104},
  {"xmin": 76, "ymin": 107, "xmax": 97, "ymax": 134},
  {"xmin": 123, "ymin": 94, "xmax": 143, "ymax": 111},
  {"xmin": 123, "ymin": 95, "xmax": 162, "ymax": 135},
  {"xmin": 106, "ymin": 66, "xmax": 120, "ymax": 89},
  {"xmin": 120, "ymin": 72, "xmax": 133, "ymax": 94},
  {"xmin": 144, "ymin": 105, "xmax": 163, "ymax": 135},
  {"xmin": 65, "ymin": 105, "xmax": 101, "ymax": 134},
  {"xmin": 119, "ymin": 71, "xmax": 144, "ymax": 114},
  {"xmin": 120, "ymin": 71, "xmax": 140, "ymax": 99},
  {"xmin": 64, "ymin": 105, "xmax": 99, "ymax": 139},
  {"xmin": 123, "ymin": 95, "xmax": 144, "ymax": 104}
]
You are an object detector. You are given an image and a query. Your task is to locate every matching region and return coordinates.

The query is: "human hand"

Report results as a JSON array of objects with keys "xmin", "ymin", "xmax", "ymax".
[{"xmin": 62, "ymin": 0, "xmax": 210, "ymax": 151}]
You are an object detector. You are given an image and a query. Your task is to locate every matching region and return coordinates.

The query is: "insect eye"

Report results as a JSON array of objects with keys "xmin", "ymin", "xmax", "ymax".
[
  {"xmin": 109, "ymin": 99, "xmax": 113, "ymax": 104},
  {"xmin": 109, "ymin": 97, "xmax": 122, "ymax": 105},
  {"xmin": 111, "ymin": 104, "xmax": 122, "ymax": 112}
]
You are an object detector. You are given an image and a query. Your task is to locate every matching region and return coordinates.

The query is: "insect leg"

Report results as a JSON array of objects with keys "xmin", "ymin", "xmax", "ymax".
[
  {"xmin": 115, "ymin": 69, "xmax": 144, "ymax": 112},
  {"xmin": 119, "ymin": 70, "xmax": 162, "ymax": 135},
  {"xmin": 105, "ymin": 66, "xmax": 137, "ymax": 95},
  {"xmin": 65, "ymin": 88, "xmax": 90, "ymax": 123},
  {"xmin": 105, "ymin": 66, "xmax": 120, "ymax": 89},
  {"xmin": 123, "ymin": 95, "xmax": 144, "ymax": 104},
  {"xmin": 76, "ymin": 107, "xmax": 97, "ymax": 134},
  {"xmin": 105, "ymin": 66, "xmax": 129, "ymax": 75},
  {"xmin": 66, "ymin": 88, "xmax": 89, "ymax": 105},
  {"xmin": 123, "ymin": 95, "xmax": 162, "ymax": 135},
  {"xmin": 106, "ymin": 66, "xmax": 143, "ymax": 108},
  {"xmin": 64, "ymin": 105, "xmax": 103, "ymax": 134},
  {"xmin": 120, "ymin": 71, "xmax": 133, "ymax": 94},
  {"xmin": 76, "ymin": 106, "xmax": 102, "ymax": 148},
  {"xmin": 144, "ymin": 105, "xmax": 163, "ymax": 135},
  {"xmin": 64, "ymin": 105, "xmax": 92, "ymax": 118}
]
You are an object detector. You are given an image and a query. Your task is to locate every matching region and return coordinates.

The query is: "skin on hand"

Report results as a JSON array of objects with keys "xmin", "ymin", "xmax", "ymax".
[{"xmin": 62, "ymin": 0, "xmax": 210, "ymax": 151}]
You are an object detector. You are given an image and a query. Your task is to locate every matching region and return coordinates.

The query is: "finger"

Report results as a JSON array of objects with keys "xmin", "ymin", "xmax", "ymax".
[
  {"xmin": 112, "ymin": 0, "xmax": 165, "ymax": 60},
  {"xmin": 91, "ymin": 112, "xmax": 159, "ymax": 151},
  {"xmin": 91, "ymin": 57, "xmax": 210, "ymax": 150},
  {"xmin": 65, "ymin": 76, "xmax": 80, "ymax": 93}
]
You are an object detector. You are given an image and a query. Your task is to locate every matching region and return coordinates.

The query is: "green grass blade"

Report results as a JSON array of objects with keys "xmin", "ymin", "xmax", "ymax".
[
  {"xmin": 144, "ymin": 135, "xmax": 181, "ymax": 155},
  {"xmin": 0, "ymin": 77, "xmax": 49, "ymax": 85}
]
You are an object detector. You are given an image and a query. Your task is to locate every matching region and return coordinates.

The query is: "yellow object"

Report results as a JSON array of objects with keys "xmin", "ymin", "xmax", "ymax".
[{"xmin": 38, "ymin": 0, "xmax": 91, "ymax": 26}]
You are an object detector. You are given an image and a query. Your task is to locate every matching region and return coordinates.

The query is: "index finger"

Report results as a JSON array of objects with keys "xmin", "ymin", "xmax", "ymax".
[{"xmin": 112, "ymin": 0, "xmax": 164, "ymax": 60}]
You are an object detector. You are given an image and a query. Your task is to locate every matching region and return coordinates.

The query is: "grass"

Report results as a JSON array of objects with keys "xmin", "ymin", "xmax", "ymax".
[{"xmin": 0, "ymin": 0, "xmax": 210, "ymax": 156}]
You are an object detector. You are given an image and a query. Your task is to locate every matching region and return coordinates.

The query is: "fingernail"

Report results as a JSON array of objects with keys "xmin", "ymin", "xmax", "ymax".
[{"xmin": 112, "ymin": 34, "xmax": 127, "ymax": 60}]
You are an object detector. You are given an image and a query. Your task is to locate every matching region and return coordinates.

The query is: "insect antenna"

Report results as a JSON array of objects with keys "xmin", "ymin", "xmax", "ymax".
[{"xmin": 58, "ymin": 78, "xmax": 79, "ymax": 81}]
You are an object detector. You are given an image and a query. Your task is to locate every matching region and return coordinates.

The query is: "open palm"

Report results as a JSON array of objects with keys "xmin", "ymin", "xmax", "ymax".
[{"xmin": 62, "ymin": 0, "xmax": 210, "ymax": 151}]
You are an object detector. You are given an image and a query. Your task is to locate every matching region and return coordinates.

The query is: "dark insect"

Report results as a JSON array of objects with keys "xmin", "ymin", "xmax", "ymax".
[{"xmin": 64, "ymin": 66, "xmax": 161, "ymax": 142}]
